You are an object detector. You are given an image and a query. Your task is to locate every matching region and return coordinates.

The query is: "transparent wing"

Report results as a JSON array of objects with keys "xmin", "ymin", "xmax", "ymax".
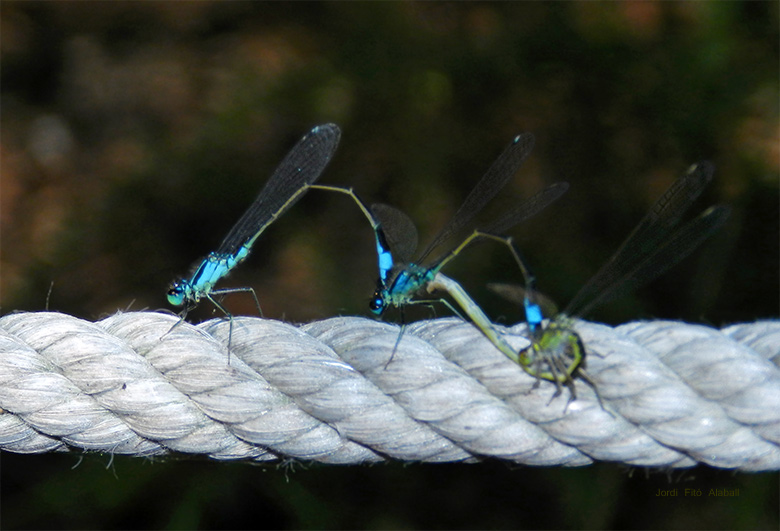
[
  {"xmin": 567, "ymin": 162, "xmax": 725, "ymax": 316},
  {"xmin": 371, "ymin": 203, "xmax": 419, "ymax": 265},
  {"xmin": 481, "ymin": 182, "xmax": 569, "ymax": 235},
  {"xmin": 417, "ymin": 132, "xmax": 535, "ymax": 263},
  {"xmin": 216, "ymin": 123, "xmax": 341, "ymax": 254},
  {"xmin": 487, "ymin": 282, "xmax": 560, "ymax": 318},
  {"xmin": 573, "ymin": 205, "xmax": 730, "ymax": 317}
]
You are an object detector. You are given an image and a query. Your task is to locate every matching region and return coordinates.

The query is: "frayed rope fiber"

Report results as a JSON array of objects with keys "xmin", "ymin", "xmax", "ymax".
[{"xmin": 0, "ymin": 311, "xmax": 778, "ymax": 470}]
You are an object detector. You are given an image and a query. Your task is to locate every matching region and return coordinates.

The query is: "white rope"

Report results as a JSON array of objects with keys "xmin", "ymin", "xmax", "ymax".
[{"xmin": 0, "ymin": 311, "xmax": 777, "ymax": 469}]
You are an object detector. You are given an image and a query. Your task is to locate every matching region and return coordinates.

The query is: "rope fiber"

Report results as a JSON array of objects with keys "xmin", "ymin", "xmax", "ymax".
[{"xmin": 0, "ymin": 311, "xmax": 778, "ymax": 470}]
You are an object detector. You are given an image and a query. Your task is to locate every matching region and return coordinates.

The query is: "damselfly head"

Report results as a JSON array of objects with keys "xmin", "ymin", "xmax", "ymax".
[
  {"xmin": 167, "ymin": 280, "xmax": 187, "ymax": 306},
  {"xmin": 369, "ymin": 282, "xmax": 387, "ymax": 316},
  {"xmin": 519, "ymin": 318, "xmax": 584, "ymax": 384}
]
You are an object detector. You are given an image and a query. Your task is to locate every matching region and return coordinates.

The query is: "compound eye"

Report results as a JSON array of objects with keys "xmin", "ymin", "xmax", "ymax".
[
  {"xmin": 166, "ymin": 282, "xmax": 186, "ymax": 306},
  {"xmin": 369, "ymin": 296, "xmax": 384, "ymax": 315},
  {"xmin": 518, "ymin": 346, "xmax": 533, "ymax": 368}
]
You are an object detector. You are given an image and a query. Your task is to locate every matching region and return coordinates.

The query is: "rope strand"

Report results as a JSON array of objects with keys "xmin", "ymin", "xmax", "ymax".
[{"xmin": 0, "ymin": 311, "xmax": 777, "ymax": 469}]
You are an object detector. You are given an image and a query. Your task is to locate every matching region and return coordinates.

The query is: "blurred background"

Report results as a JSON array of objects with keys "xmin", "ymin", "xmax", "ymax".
[{"xmin": 1, "ymin": 2, "xmax": 777, "ymax": 529}]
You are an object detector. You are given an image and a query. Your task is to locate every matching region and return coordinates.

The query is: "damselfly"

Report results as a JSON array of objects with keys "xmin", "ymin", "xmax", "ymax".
[
  {"xmin": 167, "ymin": 123, "xmax": 341, "ymax": 345},
  {"xmin": 491, "ymin": 161, "xmax": 730, "ymax": 403},
  {"xmin": 368, "ymin": 132, "xmax": 568, "ymax": 360}
]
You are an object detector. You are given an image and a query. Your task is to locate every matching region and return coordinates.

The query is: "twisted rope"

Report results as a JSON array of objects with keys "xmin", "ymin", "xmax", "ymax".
[{"xmin": 0, "ymin": 311, "xmax": 777, "ymax": 469}]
